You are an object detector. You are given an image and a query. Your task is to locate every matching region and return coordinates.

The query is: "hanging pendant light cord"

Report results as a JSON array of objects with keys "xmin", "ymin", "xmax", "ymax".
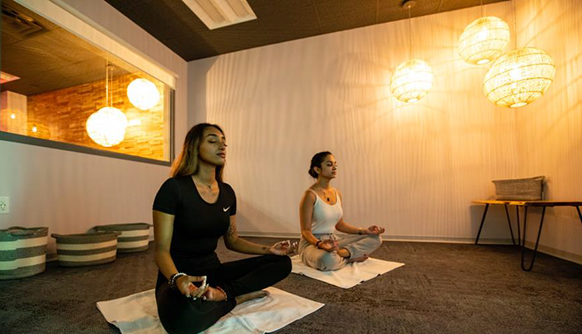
[
  {"xmin": 408, "ymin": 6, "xmax": 412, "ymax": 59},
  {"xmin": 104, "ymin": 61, "xmax": 115, "ymax": 109},
  {"xmin": 109, "ymin": 66, "xmax": 114, "ymax": 108},
  {"xmin": 512, "ymin": 0, "xmax": 517, "ymax": 49},
  {"xmin": 105, "ymin": 61, "xmax": 110, "ymax": 108}
]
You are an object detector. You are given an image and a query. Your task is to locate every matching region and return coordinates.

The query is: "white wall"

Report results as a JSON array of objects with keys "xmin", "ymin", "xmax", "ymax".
[
  {"xmin": 513, "ymin": 0, "xmax": 582, "ymax": 262},
  {"xmin": 187, "ymin": 0, "xmax": 582, "ymax": 263},
  {"xmin": 0, "ymin": 0, "xmax": 188, "ymax": 254}
]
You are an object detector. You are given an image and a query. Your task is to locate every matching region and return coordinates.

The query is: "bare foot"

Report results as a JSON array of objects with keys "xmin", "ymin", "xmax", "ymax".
[
  {"xmin": 235, "ymin": 290, "xmax": 270, "ymax": 304},
  {"xmin": 348, "ymin": 254, "xmax": 369, "ymax": 263},
  {"xmin": 337, "ymin": 248, "xmax": 350, "ymax": 258}
]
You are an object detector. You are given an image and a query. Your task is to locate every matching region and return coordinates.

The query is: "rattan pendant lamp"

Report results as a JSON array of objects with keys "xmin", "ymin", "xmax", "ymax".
[
  {"xmin": 127, "ymin": 78, "xmax": 160, "ymax": 110},
  {"xmin": 390, "ymin": 0, "xmax": 433, "ymax": 103},
  {"xmin": 482, "ymin": 0, "xmax": 555, "ymax": 108},
  {"xmin": 458, "ymin": 0, "xmax": 510, "ymax": 65},
  {"xmin": 86, "ymin": 63, "xmax": 128, "ymax": 147}
]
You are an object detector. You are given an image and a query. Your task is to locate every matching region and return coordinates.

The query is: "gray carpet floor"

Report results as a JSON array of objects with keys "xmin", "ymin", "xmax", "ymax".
[{"xmin": 1, "ymin": 238, "xmax": 581, "ymax": 334}]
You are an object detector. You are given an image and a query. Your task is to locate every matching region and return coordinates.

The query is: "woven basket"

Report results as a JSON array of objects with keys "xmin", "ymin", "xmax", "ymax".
[
  {"xmin": 0, "ymin": 226, "xmax": 48, "ymax": 280},
  {"xmin": 51, "ymin": 232, "xmax": 119, "ymax": 267},
  {"xmin": 94, "ymin": 223, "xmax": 151, "ymax": 253},
  {"xmin": 492, "ymin": 176, "xmax": 545, "ymax": 200}
]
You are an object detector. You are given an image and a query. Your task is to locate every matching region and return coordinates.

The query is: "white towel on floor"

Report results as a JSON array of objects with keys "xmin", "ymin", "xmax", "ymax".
[
  {"xmin": 96, "ymin": 287, "xmax": 324, "ymax": 334},
  {"xmin": 291, "ymin": 255, "xmax": 404, "ymax": 289}
]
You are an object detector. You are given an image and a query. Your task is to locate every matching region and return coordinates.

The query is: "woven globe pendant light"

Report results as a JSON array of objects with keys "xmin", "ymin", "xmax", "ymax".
[
  {"xmin": 459, "ymin": 16, "xmax": 510, "ymax": 65},
  {"xmin": 127, "ymin": 78, "xmax": 160, "ymax": 110},
  {"xmin": 86, "ymin": 63, "xmax": 128, "ymax": 147},
  {"xmin": 483, "ymin": 47, "xmax": 555, "ymax": 108},
  {"xmin": 390, "ymin": 0, "xmax": 433, "ymax": 103},
  {"xmin": 86, "ymin": 107, "xmax": 128, "ymax": 147},
  {"xmin": 390, "ymin": 59, "xmax": 433, "ymax": 103}
]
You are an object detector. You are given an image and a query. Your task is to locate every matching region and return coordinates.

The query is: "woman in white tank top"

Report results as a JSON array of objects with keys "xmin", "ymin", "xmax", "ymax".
[{"xmin": 298, "ymin": 151, "xmax": 385, "ymax": 271}]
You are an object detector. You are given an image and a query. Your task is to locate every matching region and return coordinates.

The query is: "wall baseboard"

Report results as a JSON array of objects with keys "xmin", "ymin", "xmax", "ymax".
[
  {"xmin": 237, "ymin": 231, "xmax": 514, "ymax": 244},
  {"xmin": 46, "ymin": 235, "xmax": 581, "ymax": 266},
  {"xmin": 238, "ymin": 231, "xmax": 582, "ymax": 265},
  {"xmin": 238, "ymin": 231, "xmax": 300, "ymax": 239},
  {"xmin": 520, "ymin": 241, "xmax": 582, "ymax": 266}
]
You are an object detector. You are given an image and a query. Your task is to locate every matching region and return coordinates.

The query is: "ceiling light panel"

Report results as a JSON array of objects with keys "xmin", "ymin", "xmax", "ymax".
[{"xmin": 182, "ymin": 0, "xmax": 257, "ymax": 30}]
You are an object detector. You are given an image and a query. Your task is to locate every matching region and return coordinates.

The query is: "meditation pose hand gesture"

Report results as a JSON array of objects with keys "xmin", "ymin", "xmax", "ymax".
[
  {"xmin": 269, "ymin": 240, "xmax": 298, "ymax": 256},
  {"xmin": 317, "ymin": 239, "xmax": 339, "ymax": 252},
  {"xmin": 174, "ymin": 275, "xmax": 208, "ymax": 299},
  {"xmin": 298, "ymin": 152, "xmax": 384, "ymax": 271},
  {"xmin": 364, "ymin": 225, "xmax": 386, "ymax": 235}
]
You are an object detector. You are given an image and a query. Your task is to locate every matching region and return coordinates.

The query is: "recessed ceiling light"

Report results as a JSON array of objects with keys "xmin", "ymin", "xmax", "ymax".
[{"xmin": 182, "ymin": 0, "xmax": 257, "ymax": 30}]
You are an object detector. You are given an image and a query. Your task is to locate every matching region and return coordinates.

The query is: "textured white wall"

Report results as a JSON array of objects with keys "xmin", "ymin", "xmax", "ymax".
[
  {"xmin": 512, "ymin": 0, "xmax": 582, "ymax": 261},
  {"xmin": 0, "ymin": 0, "xmax": 187, "ymax": 254},
  {"xmin": 187, "ymin": 0, "xmax": 582, "ymax": 262}
]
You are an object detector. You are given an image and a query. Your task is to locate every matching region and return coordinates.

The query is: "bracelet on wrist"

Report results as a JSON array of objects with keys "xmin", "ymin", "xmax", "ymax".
[
  {"xmin": 315, "ymin": 240, "xmax": 322, "ymax": 248},
  {"xmin": 216, "ymin": 286, "xmax": 228, "ymax": 301},
  {"xmin": 169, "ymin": 272, "xmax": 187, "ymax": 287},
  {"xmin": 358, "ymin": 229, "xmax": 364, "ymax": 235}
]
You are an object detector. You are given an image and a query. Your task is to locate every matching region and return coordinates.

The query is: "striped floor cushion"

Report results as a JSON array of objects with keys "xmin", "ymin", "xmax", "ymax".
[
  {"xmin": 0, "ymin": 226, "xmax": 48, "ymax": 280},
  {"xmin": 51, "ymin": 232, "xmax": 119, "ymax": 267},
  {"xmin": 94, "ymin": 223, "xmax": 151, "ymax": 253}
]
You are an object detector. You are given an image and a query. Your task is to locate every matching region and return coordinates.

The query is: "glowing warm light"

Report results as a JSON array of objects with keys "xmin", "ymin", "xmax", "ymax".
[
  {"xmin": 459, "ymin": 16, "xmax": 510, "ymax": 65},
  {"xmin": 390, "ymin": 59, "xmax": 433, "ymax": 103},
  {"xmin": 483, "ymin": 47, "xmax": 555, "ymax": 108},
  {"xmin": 1, "ymin": 71, "xmax": 20, "ymax": 84},
  {"xmin": 86, "ymin": 107, "xmax": 128, "ymax": 147},
  {"xmin": 32, "ymin": 126, "xmax": 38, "ymax": 133},
  {"xmin": 10, "ymin": 114, "xmax": 16, "ymax": 119},
  {"xmin": 127, "ymin": 79, "xmax": 160, "ymax": 110}
]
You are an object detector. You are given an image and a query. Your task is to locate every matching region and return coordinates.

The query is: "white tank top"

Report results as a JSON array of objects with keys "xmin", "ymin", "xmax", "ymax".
[{"xmin": 308, "ymin": 189, "xmax": 343, "ymax": 234}]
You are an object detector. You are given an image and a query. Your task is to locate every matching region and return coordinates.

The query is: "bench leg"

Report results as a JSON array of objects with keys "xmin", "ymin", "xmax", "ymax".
[
  {"xmin": 475, "ymin": 204, "xmax": 489, "ymax": 245},
  {"xmin": 521, "ymin": 206, "xmax": 546, "ymax": 272},
  {"xmin": 504, "ymin": 204, "xmax": 516, "ymax": 245},
  {"xmin": 516, "ymin": 206, "xmax": 521, "ymax": 245}
]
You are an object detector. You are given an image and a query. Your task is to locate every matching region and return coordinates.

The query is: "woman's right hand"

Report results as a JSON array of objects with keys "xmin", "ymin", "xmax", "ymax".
[
  {"xmin": 318, "ymin": 239, "xmax": 339, "ymax": 252},
  {"xmin": 175, "ymin": 275, "xmax": 208, "ymax": 299}
]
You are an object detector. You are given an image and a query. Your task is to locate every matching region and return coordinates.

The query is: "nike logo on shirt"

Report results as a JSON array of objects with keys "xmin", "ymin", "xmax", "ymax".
[{"xmin": 223, "ymin": 207, "xmax": 230, "ymax": 212}]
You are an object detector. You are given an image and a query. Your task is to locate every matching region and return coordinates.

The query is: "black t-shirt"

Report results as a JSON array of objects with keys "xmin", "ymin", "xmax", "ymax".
[{"xmin": 153, "ymin": 176, "xmax": 236, "ymax": 265}]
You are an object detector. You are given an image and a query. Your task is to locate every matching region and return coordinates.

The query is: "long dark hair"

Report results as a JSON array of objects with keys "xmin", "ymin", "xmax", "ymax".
[
  {"xmin": 171, "ymin": 123, "xmax": 225, "ymax": 181},
  {"xmin": 308, "ymin": 151, "xmax": 332, "ymax": 178}
]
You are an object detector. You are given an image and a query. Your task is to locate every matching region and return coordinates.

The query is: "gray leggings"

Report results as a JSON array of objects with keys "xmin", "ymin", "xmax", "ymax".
[{"xmin": 299, "ymin": 233, "xmax": 382, "ymax": 271}]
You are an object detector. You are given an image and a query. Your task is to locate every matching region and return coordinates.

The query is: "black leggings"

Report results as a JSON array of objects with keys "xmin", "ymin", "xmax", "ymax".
[{"xmin": 156, "ymin": 254, "xmax": 291, "ymax": 334}]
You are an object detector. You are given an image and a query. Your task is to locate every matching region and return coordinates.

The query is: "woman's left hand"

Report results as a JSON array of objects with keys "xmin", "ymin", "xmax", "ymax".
[
  {"xmin": 364, "ymin": 225, "xmax": 385, "ymax": 235},
  {"xmin": 269, "ymin": 240, "xmax": 297, "ymax": 255}
]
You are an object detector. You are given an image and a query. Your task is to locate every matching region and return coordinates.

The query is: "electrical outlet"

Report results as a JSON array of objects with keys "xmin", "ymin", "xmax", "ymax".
[{"xmin": 0, "ymin": 197, "xmax": 9, "ymax": 214}]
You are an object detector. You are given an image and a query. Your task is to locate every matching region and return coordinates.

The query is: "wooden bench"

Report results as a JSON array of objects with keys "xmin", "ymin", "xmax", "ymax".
[{"xmin": 472, "ymin": 200, "xmax": 582, "ymax": 271}]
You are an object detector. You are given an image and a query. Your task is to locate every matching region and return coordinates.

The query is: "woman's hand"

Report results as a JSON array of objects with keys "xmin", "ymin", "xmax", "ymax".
[
  {"xmin": 175, "ymin": 275, "xmax": 208, "ymax": 299},
  {"xmin": 202, "ymin": 286, "xmax": 227, "ymax": 302},
  {"xmin": 318, "ymin": 239, "xmax": 339, "ymax": 252},
  {"xmin": 364, "ymin": 225, "xmax": 385, "ymax": 235},
  {"xmin": 269, "ymin": 240, "xmax": 297, "ymax": 255},
  {"xmin": 176, "ymin": 275, "xmax": 227, "ymax": 302}
]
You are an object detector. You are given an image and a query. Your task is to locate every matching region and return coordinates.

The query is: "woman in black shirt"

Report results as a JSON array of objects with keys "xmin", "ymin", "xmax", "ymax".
[{"xmin": 153, "ymin": 123, "xmax": 293, "ymax": 334}]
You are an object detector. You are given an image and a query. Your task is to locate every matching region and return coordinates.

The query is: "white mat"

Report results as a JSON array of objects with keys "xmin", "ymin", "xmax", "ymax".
[
  {"xmin": 96, "ymin": 287, "xmax": 324, "ymax": 334},
  {"xmin": 291, "ymin": 255, "xmax": 404, "ymax": 289}
]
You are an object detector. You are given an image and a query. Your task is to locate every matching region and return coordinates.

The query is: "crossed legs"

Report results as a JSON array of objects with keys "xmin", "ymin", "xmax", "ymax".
[
  {"xmin": 299, "ymin": 234, "xmax": 382, "ymax": 271},
  {"xmin": 156, "ymin": 255, "xmax": 291, "ymax": 334}
]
